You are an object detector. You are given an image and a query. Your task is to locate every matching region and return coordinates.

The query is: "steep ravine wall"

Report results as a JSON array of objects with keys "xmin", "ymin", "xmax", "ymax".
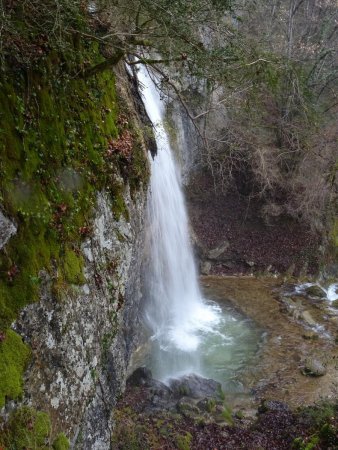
[
  {"xmin": 0, "ymin": 48, "xmax": 151, "ymax": 448},
  {"xmin": 16, "ymin": 188, "xmax": 146, "ymax": 449},
  {"xmin": 167, "ymin": 95, "xmax": 324, "ymax": 277}
]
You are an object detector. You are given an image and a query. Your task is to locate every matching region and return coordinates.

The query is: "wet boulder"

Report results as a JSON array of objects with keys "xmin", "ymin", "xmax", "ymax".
[
  {"xmin": 169, "ymin": 374, "xmax": 223, "ymax": 400},
  {"xmin": 127, "ymin": 367, "xmax": 153, "ymax": 386},
  {"xmin": 177, "ymin": 397, "xmax": 200, "ymax": 417},
  {"xmin": 304, "ymin": 285, "xmax": 326, "ymax": 299}
]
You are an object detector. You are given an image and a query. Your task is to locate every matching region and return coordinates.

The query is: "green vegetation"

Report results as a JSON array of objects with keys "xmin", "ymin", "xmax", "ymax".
[
  {"xmin": 175, "ymin": 432, "xmax": 192, "ymax": 450},
  {"xmin": 292, "ymin": 401, "xmax": 338, "ymax": 449},
  {"xmin": 0, "ymin": 406, "xmax": 51, "ymax": 449},
  {"xmin": 292, "ymin": 435, "xmax": 320, "ymax": 450},
  {"xmin": 0, "ymin": 407, "xmax": 69, "ymax": 449},
  {"xmin": 0, "ymin": 329, "xmax": 30, "ymax": 407},
  {"xmin": 0, "ymin": 38, "xmax": 149, "ymax": 332},
  {"xmin": 63, "ymin": 248, "xmax": 85, "ymax": 285},
  {"xmin": 52, "ymin": 432, "xmax": 70, "ymax": 450}
]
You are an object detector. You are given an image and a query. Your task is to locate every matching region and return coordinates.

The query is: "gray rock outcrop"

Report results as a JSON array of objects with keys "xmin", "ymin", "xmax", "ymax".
[{"xmin": 0, "ymin": 210, "xmax": 16, "ymax": 250}]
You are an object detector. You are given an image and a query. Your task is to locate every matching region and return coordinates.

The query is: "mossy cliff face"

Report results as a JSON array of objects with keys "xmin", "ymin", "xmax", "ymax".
[{"xmin": 0, "ymin": 41, "xmax": 150, "ymax": 448}]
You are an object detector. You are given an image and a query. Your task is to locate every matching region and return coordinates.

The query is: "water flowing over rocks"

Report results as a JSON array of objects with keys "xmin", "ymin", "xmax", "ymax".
[{"xmin": 124, "ymin": 368, "xmax": 226, "ymax": 418}]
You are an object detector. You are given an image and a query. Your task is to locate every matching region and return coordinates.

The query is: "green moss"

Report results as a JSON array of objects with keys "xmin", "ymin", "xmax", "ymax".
[
  {"xmin": 292, "ymin": 435, "xmax": 320, "ymax": 450},
  {"xmin": 111, "ymin": 187, "xmax": 129, "ymax": 221},
  {"xmin": 53, "ymin": 432, "xmax": 70, "ymax": 450},
  {"xmin": 0, "ymin": 17, "xmax": 148, "ymax": 425},
  {"xmin": 63, "ymin": 248, "xmax": 85, "ymax": 285},
  {"xmin": 1, "ymin": 406, "xmax": 51, "ymax": 449},
  {"xmin": 0, "ymin": 329, "xmax": 31, "ymax": 408},
  {"xmin": 0, "ymin": 44, "xmax": 121, "ymax": 333},
  {"xmin": 175, "ymin": 432, "xmax": 192, "ymax": 450}
]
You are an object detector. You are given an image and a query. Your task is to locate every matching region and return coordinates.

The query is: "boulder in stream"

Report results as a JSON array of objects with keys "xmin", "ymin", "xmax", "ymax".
[
  {"xmin": 304, "ymin": 285, "xmax": 326, "ymax": 299},
  {"xmin": 301, "ymin": 358, "xmax": 327, "ymax": 377}
]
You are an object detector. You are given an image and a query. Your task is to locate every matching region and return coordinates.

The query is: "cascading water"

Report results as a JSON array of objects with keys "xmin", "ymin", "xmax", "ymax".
[
  {"xmin": 138, "ymin": 67, "xmax": 219, "ymax": 379},
  {"xmin": 138, "ymin": 67, "xmax": 261, "ymax": 385}
]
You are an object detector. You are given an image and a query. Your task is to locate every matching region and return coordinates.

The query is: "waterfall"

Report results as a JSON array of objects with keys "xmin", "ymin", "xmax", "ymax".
[{"xmin": 138, "ymin": 67, "xmax": 219, "ymax": 380}]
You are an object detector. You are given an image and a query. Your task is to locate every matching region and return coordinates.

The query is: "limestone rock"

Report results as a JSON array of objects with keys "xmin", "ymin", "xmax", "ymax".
[
  {"xmin": 15, "ymin": 190, "xmax": 147, "ymax": 450},
  {"xmin": 300, "ymin": 310, "xmax": 316, "ymax": 327},
  {"xmin": 301, "ymin": 358, "xmax": 327, "ymax": 377},
  {"xmin": 201, "ymin": 261, "xmax": 211, "ymax": 275},
  {"xmin": 207, "ymin": 241, "xmax": 229, "ymax": 260},
  {"xmin": 0, "ymin": 210, "xmax": 16, "ymax": 250}
]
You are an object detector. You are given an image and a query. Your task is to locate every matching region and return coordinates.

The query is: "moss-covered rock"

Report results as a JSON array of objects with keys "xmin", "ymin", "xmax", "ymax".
[
  {"xmin": 0, "ymin": 406, "xmax": 51, "ymax": 449},
  {"xmin": 53, "ymin": 432, "xmax": 70, "ymax": 450},
  {"xmin": 63, "ymin": 247, "xmax": 85, "ymax": 285},
  {"xmin": 0, "ymin": 329, "xmax": 30, "ymax": 407},
  {"xmin": 0, "ymin": 39, "xmax": 146, "ymax": 330},
  {"xmin": 0, "ymin": 37, "xmax": 149, "ymax": 450}
]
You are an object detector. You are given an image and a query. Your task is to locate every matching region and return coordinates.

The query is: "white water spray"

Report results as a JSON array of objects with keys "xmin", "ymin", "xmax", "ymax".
[{"xmin": 138, "ymin": 68, "xmax": 220, "ymax": 380}]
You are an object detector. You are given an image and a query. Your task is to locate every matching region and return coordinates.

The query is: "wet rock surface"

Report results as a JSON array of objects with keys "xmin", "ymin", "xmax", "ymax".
[{"xmin": 169, "ymin": 374, "xmax": 223, "ymax": 400}]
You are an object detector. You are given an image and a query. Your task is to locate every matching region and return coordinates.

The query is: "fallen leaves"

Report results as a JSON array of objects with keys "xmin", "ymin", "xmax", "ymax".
[{"xmin": 106, "ymin": 130, "xmax": 133, "ymax": 161}]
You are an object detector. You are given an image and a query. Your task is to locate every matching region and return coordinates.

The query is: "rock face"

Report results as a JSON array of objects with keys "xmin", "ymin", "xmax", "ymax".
[
  {"xmin": 0, "ymin": 64, "xmax": 152, "ymax": 449},
  {"xmin": 15, "ymin": 189, "xmax": 147, "ymax": 449},
  {"xmin": 0, "ymin": 211, "xmax": 16, "ymax": 250}
]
